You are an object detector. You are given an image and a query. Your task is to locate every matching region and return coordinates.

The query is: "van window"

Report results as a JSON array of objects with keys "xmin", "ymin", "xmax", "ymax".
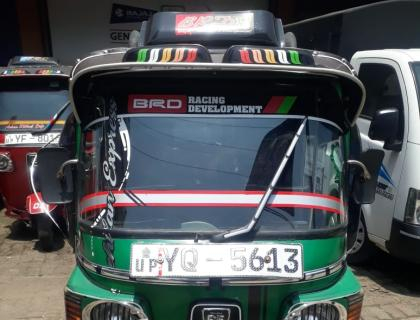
[
  {"xmin": 412, "ymin": 63, "xmax": 420, "ymax": 113},
  {"xmin": 358, "ymin": 63, "xmax": 404, "ymax": 120}
]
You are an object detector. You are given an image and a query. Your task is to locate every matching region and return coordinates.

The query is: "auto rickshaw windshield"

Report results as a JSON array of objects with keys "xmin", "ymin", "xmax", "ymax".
[
  {"xmin": 80, "ymin": 115, "xmax": 346, "ymax": 234},
  {"xmin": 0, "ymin": 77, "xmax": 70, "ymax": 131}
]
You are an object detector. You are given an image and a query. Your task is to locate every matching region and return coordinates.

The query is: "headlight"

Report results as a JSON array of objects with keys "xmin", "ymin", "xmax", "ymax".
[
  {"xmin": 285, "ymin": 301, "xmax": 347, "ymax": 320},
  {"xmin": 0, "ymin": 153, "xmax": 13, "ymax": 172},
  {"xmin": 82, "ymin": 301, "xmax": 148, "ymax": 320},
  {"xmin": 404, "ymin": 188, "xmax": 420, "ymax": 224}
]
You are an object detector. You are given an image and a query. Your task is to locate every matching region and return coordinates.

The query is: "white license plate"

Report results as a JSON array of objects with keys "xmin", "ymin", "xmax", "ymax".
[
  {"xmin": 4, "ymin": 133, "xmax": 60, "ymax": 145},
  {"xmin": 130, "ymin": 243, "xmax": 303, "ymax": 279}
]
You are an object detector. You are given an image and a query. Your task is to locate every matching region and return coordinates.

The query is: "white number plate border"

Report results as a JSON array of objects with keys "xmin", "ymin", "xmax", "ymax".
[{"xmin": 130, "ymin": 243, "xmax": 303, "ymax": 279}]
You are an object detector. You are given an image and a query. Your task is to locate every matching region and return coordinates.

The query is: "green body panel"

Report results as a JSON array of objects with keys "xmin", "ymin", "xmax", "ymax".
[
  {"xmin": 70, "ymin": 233, "xmax": 360, "ymax": 319},
  {"xmin": 67, "ymin": 264, "xmax": 360, "ymax": 320},
  {"xmin": 80, "ymin": 234, "xmax": 345, "ymax": 272}
]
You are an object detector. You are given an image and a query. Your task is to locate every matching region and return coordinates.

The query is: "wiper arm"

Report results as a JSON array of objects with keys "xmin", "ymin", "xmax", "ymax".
[
  {"xmin": 211, "ymin": 117, "xmax": 308, "ymax": 242},
  {"xmin": 31, "ymin": 101, "xmax": 71, "ymax": 135}
]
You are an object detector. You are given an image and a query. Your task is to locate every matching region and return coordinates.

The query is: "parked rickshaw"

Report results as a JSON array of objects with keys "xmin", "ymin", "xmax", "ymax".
[
  {"xmin": 0, "ymin": 56, "xmax": 71, "ymax": 250},
  {"xmin": 35, "ymin": 11, "xmax": 384, "ymax": 320}
]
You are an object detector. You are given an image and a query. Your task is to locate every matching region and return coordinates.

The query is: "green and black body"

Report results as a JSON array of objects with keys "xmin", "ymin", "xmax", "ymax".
[{"xmin": 36, "ymin": 10, "xmax": 384, "ymax": 320}]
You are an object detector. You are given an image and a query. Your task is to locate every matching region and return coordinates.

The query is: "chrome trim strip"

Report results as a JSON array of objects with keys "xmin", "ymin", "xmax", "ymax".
[
  {"xmin": 77, "ymin": 253, "xmax": 345, "ymax": 286},
  {"xmin": 400, "ymin": 230, "xmax": 420, "ymax": 240}
]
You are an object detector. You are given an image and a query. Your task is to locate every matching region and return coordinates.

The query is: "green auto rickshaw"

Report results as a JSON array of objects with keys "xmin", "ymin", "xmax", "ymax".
[{"xmin": 35, "ymin": 10, "xmax": 383, "ymax": 320}]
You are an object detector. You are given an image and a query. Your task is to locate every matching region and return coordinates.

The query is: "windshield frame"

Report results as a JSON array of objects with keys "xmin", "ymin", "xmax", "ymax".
[
  {"xmin": 78, "ymin": 114, "xmax": 347, "ymax": 240},
  {"xmin": 411, "ymin": 62, "xmax": 420, "ymax": 115}
]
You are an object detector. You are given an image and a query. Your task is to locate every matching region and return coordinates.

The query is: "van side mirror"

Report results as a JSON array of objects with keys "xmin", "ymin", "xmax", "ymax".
[
  {"xmin": 36, "ymin": 147, "xmax": 75, "ymax": 204},
  {"xmin": 368, "ymin": 108, "xmax": 401, "ymax": 151},
  {"xmin": 349, "ymin": 149, "xmax": 384, "ymax": 204}
]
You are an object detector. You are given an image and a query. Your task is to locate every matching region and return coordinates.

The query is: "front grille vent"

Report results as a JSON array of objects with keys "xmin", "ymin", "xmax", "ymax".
[
  {"xmin": 285, "ymin": 302, "xmax": 347, "ymax": 320},
  {"xmin": 86, "ymin": 301, "xmax": 148, "ymax": 320}
]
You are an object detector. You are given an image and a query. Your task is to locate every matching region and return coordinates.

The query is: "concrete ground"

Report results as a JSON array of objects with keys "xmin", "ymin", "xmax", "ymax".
[
  {"xmin": 0, "ymin": 212, "xmax": 74, "ymax": 320},
  {"xmin": 0, "ymin": 212, "xmax": 419, "ymax": 320}
]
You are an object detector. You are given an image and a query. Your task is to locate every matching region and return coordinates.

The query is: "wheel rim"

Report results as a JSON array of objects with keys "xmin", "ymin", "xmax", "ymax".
[{"xmin": 350, "ymin": 218, "xmax": 366, "ymax": 254}]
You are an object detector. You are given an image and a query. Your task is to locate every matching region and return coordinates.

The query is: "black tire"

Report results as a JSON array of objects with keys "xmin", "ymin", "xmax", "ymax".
[
  {"xmin": 36, "ymin": 214, "xmax": 55, "ymax": 252},
  {"xmin": 348, "ymin": 214, "xmax": 376, "ymax": 265}
]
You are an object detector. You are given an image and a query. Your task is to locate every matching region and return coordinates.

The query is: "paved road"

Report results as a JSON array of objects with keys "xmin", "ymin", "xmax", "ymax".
[
  {"xmin": 0, "ymin": 212, "xmax": 419, "ymax": 320},
  {"xmin": 352, "ymin": 251, "xmax": 420, "ymax": 320}
]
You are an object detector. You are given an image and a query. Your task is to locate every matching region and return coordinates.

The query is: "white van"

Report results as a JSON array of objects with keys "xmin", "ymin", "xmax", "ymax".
[{"xmin": 349, "ymin": 49, "xmax": 420, "ymax": 263}]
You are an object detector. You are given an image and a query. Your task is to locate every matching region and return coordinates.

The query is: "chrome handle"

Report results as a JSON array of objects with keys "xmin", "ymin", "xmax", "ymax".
[
  {"xmin": 347, "ymin": 160, "xmax": 371, "ymax": 180},
  {"xmin": 56, "ymin": 159, "xmax": 79, "ymax": 179}
]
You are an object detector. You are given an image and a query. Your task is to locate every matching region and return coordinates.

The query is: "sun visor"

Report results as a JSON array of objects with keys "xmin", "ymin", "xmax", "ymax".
[
  {"xmin": 71, "ymin": 67, "xmax": 364, "ymax": 132},
  {"xmin": 144, "ymin": 11, "xmax": 283, "ymax": 47}
]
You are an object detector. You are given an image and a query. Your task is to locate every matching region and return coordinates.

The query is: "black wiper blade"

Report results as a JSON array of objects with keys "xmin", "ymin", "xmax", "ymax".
[
  {"xmin": 31, "ymin": 101, "xmax": 70, "ymax": 135},
  {"xmin": 211, "ymin": 117, "xmax": 308, "ymax": 243}
]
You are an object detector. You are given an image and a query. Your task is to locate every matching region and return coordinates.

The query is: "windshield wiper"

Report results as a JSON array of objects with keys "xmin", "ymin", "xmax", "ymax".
[
  {"xmin": 31, "ymin": 101, "xmax": 71, "ymax": 135},
  {"xmin": 211, "ymin": 117, "xmax": 308, "ymax": 242}
]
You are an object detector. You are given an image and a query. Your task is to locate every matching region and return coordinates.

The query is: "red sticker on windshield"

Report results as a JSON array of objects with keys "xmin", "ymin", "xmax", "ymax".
[{"xmin": 128, "ymin": 95, "xmax": 187, "ymax": 113}]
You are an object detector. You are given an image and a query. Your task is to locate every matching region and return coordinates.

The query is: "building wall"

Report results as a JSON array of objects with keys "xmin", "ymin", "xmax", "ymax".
[
  {"xmin": 285, "ymin": 0, "xmax": 420, "ymax": 60},
  {"xmin": 0, "ymin": 1, "xmax": 21, "ymax": 65},
  {"xmin": 47, "ymin": 0, "xmax": 269, "ymax": 65}
]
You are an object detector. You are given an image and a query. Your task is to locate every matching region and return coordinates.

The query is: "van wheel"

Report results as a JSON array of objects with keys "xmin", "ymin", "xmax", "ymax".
[
  {"xmin": 36, "ymin": 214, "xmax": 55, "ymax": 252},
  {"xmin": 348, "ymin": 215, "xmax": 375, "ymax": 265}
]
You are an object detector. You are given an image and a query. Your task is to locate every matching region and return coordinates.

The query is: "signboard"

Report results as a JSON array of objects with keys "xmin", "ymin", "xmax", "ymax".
[{"xmin": 109, "ymin": 3, "xmax": 156, "ymax": 44}]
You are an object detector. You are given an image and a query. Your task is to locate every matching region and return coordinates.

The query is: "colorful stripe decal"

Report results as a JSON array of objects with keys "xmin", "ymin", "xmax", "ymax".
[
  {"xmin": 173, "ymin": 48, "xmax": 185, "ymax": 62},
  {"xmin": 239, "ymin": 50, "xmax": 252, "ymax": 64},
  {"xmin": 276, "ymin": 50, "xmax": 289, "ymax": 64},
  {"xmin": 136, "ymin": 48, "xmax": 148, "ymax": 62},
  {"xmin": 80, "ymin": 190, "xmax": 344, "ymax": 215},
  {"xmin": 264, "ymin": 49, "xmax": 276, "ymax": 64},
  {"xmin": 134, "ymin": 48, "xmax": 201, "ymax": 63},
  {"xmin": 186, "ymin": 48, "xmax": 198, "ymax": 62},
  {"xmin": 0, "ymin": 120, "xmax": 65, "ymax": 125},
  {"xmin": 238, "ymin": 49, "xmax": 304, "ymax": 65},
  {"xmin": 263, "ymin": 96, "xmax": 297, "ymax": 114},
  {"xmin": 289, "ymin": 50, "xmax": 302, "ymax": 65},
  {"xmin": 278, "ymin": 96, "xmax": 297, "ymax": 114}
]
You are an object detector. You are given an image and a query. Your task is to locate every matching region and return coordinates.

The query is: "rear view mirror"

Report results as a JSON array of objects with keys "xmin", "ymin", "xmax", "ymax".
[
  {"xmin": 350, "ymin": 149, "xmax": 384, "ymax": 204},
  {"xmin": 36, "ymin": 147, "xmax": 74, "ymax": 204},
  {"xmin": 368, "ymin": 108, "xmax": 401, "ymax": 151}
]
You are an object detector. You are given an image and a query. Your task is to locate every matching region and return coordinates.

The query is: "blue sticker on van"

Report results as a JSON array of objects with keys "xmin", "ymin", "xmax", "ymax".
[{"xmin": 378, "ymin": 164, "xmax": 395, "ymax": 188}]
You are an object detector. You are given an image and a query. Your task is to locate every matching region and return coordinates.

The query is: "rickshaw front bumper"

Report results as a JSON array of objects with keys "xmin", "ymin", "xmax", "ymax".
[{"xmin": 65, "ymin": 265, "xmax": 363, "ymax": 320}]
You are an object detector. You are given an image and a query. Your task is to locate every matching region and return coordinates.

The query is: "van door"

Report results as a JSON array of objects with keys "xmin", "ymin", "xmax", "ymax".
[{"xmin": 353, "ymin": 60, "xmax": 407, "ymax": 247}]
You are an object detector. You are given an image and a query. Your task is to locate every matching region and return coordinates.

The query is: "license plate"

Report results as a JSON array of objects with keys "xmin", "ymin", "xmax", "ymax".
[
  {"xmin": 4, "ymin": 132, "xmax": 60, "ymax": 145},
  {"xmin": 130, "ymin": 243, "xmax": 303, "ymax": 279}
]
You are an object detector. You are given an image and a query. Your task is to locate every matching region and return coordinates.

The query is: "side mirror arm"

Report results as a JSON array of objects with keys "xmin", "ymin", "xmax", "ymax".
[
  {"xmin": 347, "ymin": 160, "xmax": 371, "ymax": 180},
  {"xmin": 56, "ymin": 159, "xmax": 79, "ymax": 179}
]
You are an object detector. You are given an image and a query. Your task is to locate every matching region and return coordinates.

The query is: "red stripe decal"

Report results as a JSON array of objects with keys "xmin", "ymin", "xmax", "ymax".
[
  {"xmin": 81, "ymin": 190, "xmax": 342, "ymax": 203},
  {"xmin": 186, "ymin": 48, "xmax": 198, "ymax": 62},
  {"xmin": 81, "ymin": 202, "xmax": 343, "ymax": 215},
  {"xmin": 239, "ymin": 50, "xmax": 252, "ymax": 64},
  {"xmin": 80, "ymin": 190, "xmax": 344, "ymax": 215},
  {"xmin": 263, "ymin": 96, "xmax": 286, "ymax": 114}
]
